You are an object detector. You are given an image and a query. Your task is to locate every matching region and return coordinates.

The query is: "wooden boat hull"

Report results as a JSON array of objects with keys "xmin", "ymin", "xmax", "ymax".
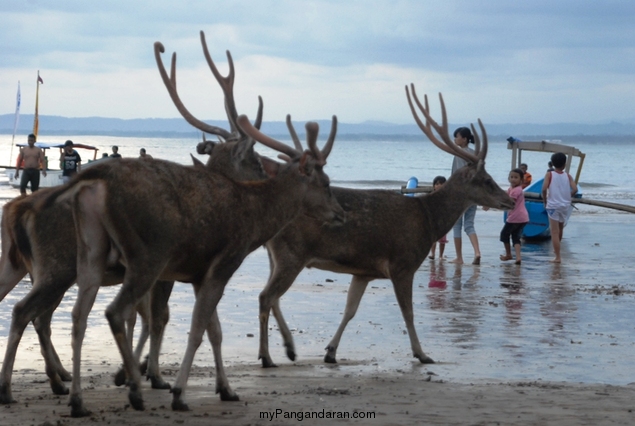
[{"xmin": 6, "ymin": 168, "xmax": 65, "ymax": 189}]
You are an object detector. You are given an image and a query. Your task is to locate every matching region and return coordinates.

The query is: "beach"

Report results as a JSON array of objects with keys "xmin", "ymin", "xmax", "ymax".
[{"xmin": 1, "ymin": 206, "xmax": 634, "ymax": 425}]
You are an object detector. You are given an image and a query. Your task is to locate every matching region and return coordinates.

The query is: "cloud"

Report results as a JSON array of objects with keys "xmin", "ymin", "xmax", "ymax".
[{"xmin": 1, "ymin": 0, "xmax": 634, "ymax": 124}]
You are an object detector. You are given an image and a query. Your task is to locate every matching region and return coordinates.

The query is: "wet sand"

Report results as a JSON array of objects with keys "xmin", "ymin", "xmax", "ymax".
[{"xmin": 1, "ymin": 208, "xmax": 635, "ymax": 424}]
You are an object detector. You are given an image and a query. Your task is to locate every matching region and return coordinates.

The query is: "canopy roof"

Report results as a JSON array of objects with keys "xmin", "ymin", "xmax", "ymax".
[{"xmin": 16, "ymin": 142, "xmax": 99, "ymax": 151}]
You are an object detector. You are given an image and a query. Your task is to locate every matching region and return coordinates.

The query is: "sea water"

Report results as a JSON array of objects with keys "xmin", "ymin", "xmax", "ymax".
[{"xmin": 2, "ymin": 133, "xmax": 634, "ymax": 208}]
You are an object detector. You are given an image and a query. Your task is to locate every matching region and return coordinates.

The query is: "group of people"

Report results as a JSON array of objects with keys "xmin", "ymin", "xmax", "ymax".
[
  {"xmin": 428, "ymin": 128, "xmax": 578, "ymax": 265},
  {"xmin": 15, "ymin": 134, "xmax": 152, "ymax": 196}
]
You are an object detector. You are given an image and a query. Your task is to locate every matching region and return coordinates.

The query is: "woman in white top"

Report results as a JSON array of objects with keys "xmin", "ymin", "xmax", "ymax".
[
  {"xmin": 450, "ymin": 127, "xmax": 482, "ymax": 265},
  {"xmin": 541, "ymin": 152, "xmax": 578, "ymax": 263}
]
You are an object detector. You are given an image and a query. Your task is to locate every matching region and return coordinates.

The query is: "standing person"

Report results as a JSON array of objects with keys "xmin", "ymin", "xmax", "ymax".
[
  {"xmin": 60, "ymin": 140, "xmax": 82, "ymax": 184},
  {"xmin": 520, "ymin": 163, "xmax": 532, "ymax": 188},
  {"xmin": 139, "ymin": 148, "xmax": 153, "ymax": 159},
  {"xmin": 500, "ymin": 168, "xmax": 529, "ymax": 265},
  {"xmin": 14, "ymin": 133, "xmax": 47, "ymax": 196},
  {"xmin": 110, "ymin": 145, "xmax": 122, "ymax": 158},
  {"xmin": 428, "ymin": 175, "xmax": 448, "ymax": 260},
  {"xmin": 450, "ymin": 127, "xmax": 482, "ymax": 265},
  {"xmin": 541, "ymin": 152, "xmax": 578, "ymax": 263}
]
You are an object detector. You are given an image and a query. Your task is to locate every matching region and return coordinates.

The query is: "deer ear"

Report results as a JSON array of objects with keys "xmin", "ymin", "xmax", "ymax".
[
  {"xmin": 197, "ymin": 141, "xmax": 217, "ymax": 156},
  {"xmin": 299, "ymin": 151, "xmax": 315, "ymax": 176},
  {"xmin": 260, "ymin": 156, "xmax": 280, "ymax": 177},
  {"xmin": 191, "ymin": 154, "xmax": 205, "ymax": 167}
]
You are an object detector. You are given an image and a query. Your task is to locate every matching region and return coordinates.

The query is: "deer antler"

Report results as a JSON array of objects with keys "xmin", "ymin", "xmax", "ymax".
[
  {"xmin": 286, "ymin": 115, "xmax": 338, "ymax": 166},
  {"xmin": 154, "ymin": 32, "xmax": 264, "ymax": 142},
  {"xmin": 406, "ymin": 84, "xmax": 487, "ymax": 163},
  {"xmin": 236, "ymin": 115, "xmax": 302, "ymax": 161}
]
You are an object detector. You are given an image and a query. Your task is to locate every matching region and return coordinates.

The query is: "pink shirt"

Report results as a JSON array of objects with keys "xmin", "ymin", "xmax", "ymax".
[{"xmin": 506, "ymin": 186, "xmax": 529, "ymax": 223}]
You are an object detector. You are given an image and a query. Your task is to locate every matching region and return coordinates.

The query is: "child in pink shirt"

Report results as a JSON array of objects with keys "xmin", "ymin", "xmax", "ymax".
[{"xmin": 500, "ymin": 168, "xmax": 529, "ymax": 264}]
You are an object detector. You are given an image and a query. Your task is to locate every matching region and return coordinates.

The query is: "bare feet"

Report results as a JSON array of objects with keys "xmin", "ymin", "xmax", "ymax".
[
  {"xmin": 472, "ymin": 256, "xmax": 481, "ymax": 265},
  {"xmin": 550, "ymin": 258, "xmax": 561, "ymax": 263},
  {"xmin": 428, "ymin": 255, "xmax": 435, "ymax": 260},
  {"xmin": 499, "ymin": 255, "xmax": 513, "ymax": 261},
  {"xmin": 515, "ymin": 260, "xmax": 522, "ymax": 265},
  {"xmin": 449, "ymin": 258, "xmax": 463, "ymax": 264}
]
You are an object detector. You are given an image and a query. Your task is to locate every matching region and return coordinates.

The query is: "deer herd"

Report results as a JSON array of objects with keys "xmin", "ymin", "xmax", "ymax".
[{"xmin": 0, "ymin": 31, "xmax": 514, "ymax": 416}]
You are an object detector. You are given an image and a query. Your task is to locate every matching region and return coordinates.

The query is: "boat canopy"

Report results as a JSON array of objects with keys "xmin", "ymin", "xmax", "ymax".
[
  {"xmin": 16, "ymin": 141, "xmax": 99, "ymax": 151},
  {"xmin": 507, "ymin": 139, "xmax": 585, "ymax": 184}
]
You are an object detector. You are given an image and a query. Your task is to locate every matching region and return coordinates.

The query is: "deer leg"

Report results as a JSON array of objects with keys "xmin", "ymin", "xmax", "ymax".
[
  {"xmin": 33, "ymin": 297, "xmax": 73, "ymax": 395},
  {"xmin": 105, "ymin": 271, "xmax": 161, "ymax": 412},
  {"xmin": 146, "ymin": 280, "xmax": 174, "ymax": 390},
  {"xmin": 171, "ymin": 270, "xmax": 234, "ymax": 412},
  {"xmin": 68, "ymin": 279, "xmax": 102, "ymax": 417},
  {"xmin": 391, "ymin": 274, "xmax": 434, "ymax": 364},
  {"xmin": 324, "ymin": 275, "xmax": 370, "ymax": 363},
  {"xmin": 114, "ymin": 292, "xmax": 154, "ymax": 387},
  {"xmin": 205, "ymin": 309, "xmax": 238, "ymax": 401},
  {"xmin": 259, "ymin": 258, "xmax": 304, "ymax": 368},
  {"xmin": 0, "ymin": 280, "xmax": 70, "ymax": 404}
]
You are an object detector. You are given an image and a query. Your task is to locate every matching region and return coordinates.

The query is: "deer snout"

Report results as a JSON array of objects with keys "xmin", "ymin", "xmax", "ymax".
[{"xmin": 500, "ymin": 195, "xmax": 515, "ymax": 210}]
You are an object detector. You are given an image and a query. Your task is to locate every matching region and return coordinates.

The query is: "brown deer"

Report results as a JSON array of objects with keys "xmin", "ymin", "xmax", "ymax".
[
  {"xmin": 256, "ymin": 85, "xmax": 515, "ymax": 368},
  {"xmin": 0, "ymin": 31, "xmax": 273, "ymax": 405},
  {"xmin": 37, "ymin": 107, "xmax": 343, "ymax": 416}
]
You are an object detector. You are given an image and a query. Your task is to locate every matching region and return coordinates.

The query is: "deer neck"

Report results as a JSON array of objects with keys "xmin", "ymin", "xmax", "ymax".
[
  {"xmin": 240, "ymin": 168, "xmax": 309, "ymax": 245},
  {"xmin": 421, "ymin": 174, "xmax": 475, "ymax": 241}
]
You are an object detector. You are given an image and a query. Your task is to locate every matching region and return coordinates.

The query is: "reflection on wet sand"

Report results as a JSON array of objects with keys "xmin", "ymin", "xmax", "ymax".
[
  {"xmin": 426, "ymin": 262, "xmax": 481, "ymax": 349},
  {"xmin": 500, "ymin": 264, "xmax": 526, "ymax": 329}
]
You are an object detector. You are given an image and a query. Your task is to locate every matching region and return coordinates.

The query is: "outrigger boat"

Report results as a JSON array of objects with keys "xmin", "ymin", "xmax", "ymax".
[
  {"xmin": 5, "ymin": 141, "xmax": 100, "ymax": 189},
  {"xmin": 506, "ymin": 139, "xmax": 584, "ymax": 239}
]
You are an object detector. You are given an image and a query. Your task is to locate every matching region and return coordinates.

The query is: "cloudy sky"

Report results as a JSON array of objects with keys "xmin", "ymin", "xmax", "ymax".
[{"xmin": 1, "ymin": 0, "xmax": 634, "ymax": 125}]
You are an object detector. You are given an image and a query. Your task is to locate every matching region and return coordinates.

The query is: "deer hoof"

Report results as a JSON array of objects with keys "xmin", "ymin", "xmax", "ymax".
[
  {"xmin": 171, "ymin": 388, "xmax": 190, "ymax": 411},
  {"xmin": 49, "ymin": 379, "xmax": 69, "ymax": 395},
  {"xmin": 0, "ymin": 383, "xmax": 16, "ymax": 404},
  {"xmin": 128, "ymin": 382, "xmax": 145, "ymax": 411},
  {"xmin": 114, "ymin": 369, "xmax": 126, "ymax": 386},
  {"xmin": 219, "ymin": 389, "xmax": 240, "ymax": 402},
  {"xmin": 417, "ymin": 355, "xmax": 435, "ymax": 364},
  {"xmin": 149, "ymin": 376, "xmax": 172, "ymax": 390},
  {"xmin": 324, "ymin": 354, "xmax": 337, "ymax": 364},
  {"xmin": 261, "ymin": 357, "xmax": 278, "ymax": 368},
  {"xmin": 69, "ymin": 395, "xmax": 91, "ymax": 418},
  {"xmin": 286, "ymin": 348, "xmax": 297, "ymax": 361}
]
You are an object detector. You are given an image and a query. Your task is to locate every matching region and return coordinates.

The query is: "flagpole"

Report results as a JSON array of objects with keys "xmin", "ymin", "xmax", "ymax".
[
  {"xmin": 33, "ymin": 70, "xmax": 42, "ymax": 139},
  {"xmin": 9, "ymin": 81, "xmax": 21, "ymax": 166}
]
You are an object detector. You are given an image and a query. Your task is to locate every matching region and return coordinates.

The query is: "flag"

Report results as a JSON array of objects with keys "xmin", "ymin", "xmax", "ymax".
[
  {"xmin": 33, "ymin": 71, "xmax": 42, "ymax": 138},
  {"xmin": 10, "ymin": 82, "xmax": 21, "ymax": 164},
  {"xmin": 13, "ymin": 82, "xmax": 21, "ymax": 137}
]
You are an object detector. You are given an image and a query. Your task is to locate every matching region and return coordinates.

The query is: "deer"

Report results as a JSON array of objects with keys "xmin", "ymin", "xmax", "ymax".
[
  {"xmin": 255, "ymin": 85, "xmax": 515, "ymax": 368},
  {"xmin": 0, "ymin": 31, "xmax": 275, "ymax": 405},
  {"xmin": 33, "ymin": 105, "xmax": 343, "ymax": 416}
]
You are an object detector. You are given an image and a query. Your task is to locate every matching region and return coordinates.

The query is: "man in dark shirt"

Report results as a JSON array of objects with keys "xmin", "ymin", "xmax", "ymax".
[
  {"xmin": 110, "ymin": 145, "xmax": 122, "ymax": 158},
  {"xmin": 60, "ymin": 140, "xmax": 81, "ymax": 184}
]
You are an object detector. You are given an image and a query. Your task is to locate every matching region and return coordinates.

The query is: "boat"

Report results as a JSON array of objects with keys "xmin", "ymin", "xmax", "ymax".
[
  {"xmin": 6, "ymin": 141, "xmax": 100, "ymax": 189},
  {"xmin": 506, "ymin": 138, "xmax": 584, "ymax": 239}
]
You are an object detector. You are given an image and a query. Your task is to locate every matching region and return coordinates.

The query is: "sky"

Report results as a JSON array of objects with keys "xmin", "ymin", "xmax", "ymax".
[{"xmin": 1, "ymin": 0, "xmax": 634, "ymax": 125}]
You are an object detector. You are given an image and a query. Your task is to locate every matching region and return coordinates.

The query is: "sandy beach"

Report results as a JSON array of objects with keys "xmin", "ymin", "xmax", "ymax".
[{"xmin": 1, "ymin": 207, "xmax": 635, "ymax": 425}]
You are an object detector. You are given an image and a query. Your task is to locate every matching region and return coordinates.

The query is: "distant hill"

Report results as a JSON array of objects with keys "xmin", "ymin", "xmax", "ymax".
[{"xmin": 2, "ymin": 114, "xmax": 634, "ymax": 142}]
